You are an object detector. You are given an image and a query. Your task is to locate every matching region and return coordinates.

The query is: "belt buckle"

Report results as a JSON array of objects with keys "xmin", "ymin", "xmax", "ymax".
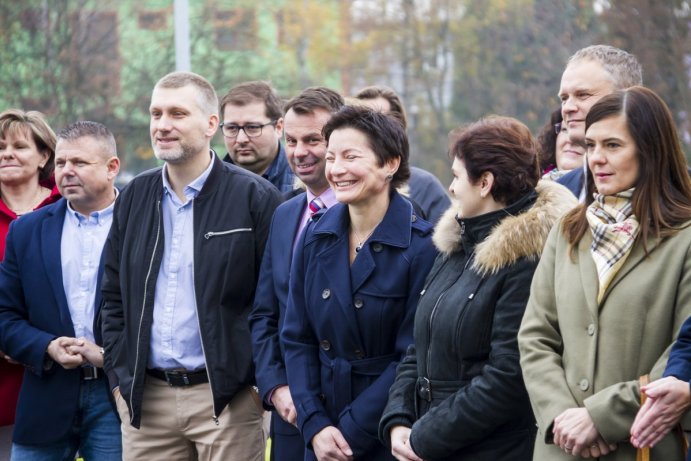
[
  {"xmin": 82, "ymin": 366, "xmax": 99, "ymax": 380},
  {"xmin": 163, "ymin": 370, "xmax": 179, "ymax": 387},
  {"xmin": 418, "ymin": 377, "xmax": 432, "ymax": 402}
]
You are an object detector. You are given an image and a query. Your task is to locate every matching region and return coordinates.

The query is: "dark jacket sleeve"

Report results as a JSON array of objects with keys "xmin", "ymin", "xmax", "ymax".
[
  {"xmin": 409, "ymin": 259, "xmax": 537, "ymax": 459},
  {"xmin": 337, "ymin": 239, "xmax": 437, "ymax": 457},
  {"xmin": 0, "ymin": 222, "xmax": 54, "ymax": 375},
  {"xmin": 378, "ymin": 343, "xmax": 419, "ymax": 446},
  {"xmin": 249, "ymin": 213, "xmax": 286, "ymax": 407},
  {"xmin": 664, "ymin": 316, "xmax": 691, "ymax": 382}
]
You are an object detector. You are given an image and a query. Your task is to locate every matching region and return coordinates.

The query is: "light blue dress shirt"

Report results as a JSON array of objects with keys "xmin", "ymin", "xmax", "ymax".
[
  {"xmin": 148, "ymin": 156, "xmax": 214, "ymax": 371},
  {"xmin": 61, "ymin": 195, "xmax": 116, "ymax": 343}
]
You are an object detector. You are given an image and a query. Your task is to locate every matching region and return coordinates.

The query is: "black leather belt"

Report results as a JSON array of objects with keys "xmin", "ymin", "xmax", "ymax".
[
  {"xmin": 146, "ymin": 368, "xmax": 208, "ymax": 387},
  {"xmin": 80, "ymin": 366, "xmax": 101, "ymax": 380}
]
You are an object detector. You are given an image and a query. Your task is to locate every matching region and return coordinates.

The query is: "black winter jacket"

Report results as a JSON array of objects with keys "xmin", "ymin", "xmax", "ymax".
[
  {"xmin": 101, "ymin": 155, "xmax": 282, "ymax": 428},
  {"xmin": 379, "ymin": 181, "xmax": 576, "ymax": 461}
]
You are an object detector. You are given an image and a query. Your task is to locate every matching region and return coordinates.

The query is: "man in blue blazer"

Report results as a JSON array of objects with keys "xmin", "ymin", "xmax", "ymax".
[
  {"xmin": 249, "ymin": 87, "xmax": 344, "ymax": 461},
  {"xmin": 0, "ymin": 121, "xmax": 121, "ymax": 460}
]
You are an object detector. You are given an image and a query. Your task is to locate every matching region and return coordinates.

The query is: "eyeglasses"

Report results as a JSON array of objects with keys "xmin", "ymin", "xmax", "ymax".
[
  {"xmin": 220, "ymin": 120, "xmax": 277, "ymax": 138},
  {"xmin": 554, "ymin": 122, "xmax": 566, "ymax": 134}
]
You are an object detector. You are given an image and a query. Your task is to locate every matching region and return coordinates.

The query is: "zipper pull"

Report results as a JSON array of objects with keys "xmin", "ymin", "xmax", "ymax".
[{"xmin": 213, "ymin": 415, "xmax": 219, "ymax": 426}]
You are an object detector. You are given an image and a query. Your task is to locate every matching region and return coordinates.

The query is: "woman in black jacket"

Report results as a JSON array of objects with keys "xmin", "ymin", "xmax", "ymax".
[{"xmin": 379, "ymin": 116, "xmax": 576, "ymax": 461}]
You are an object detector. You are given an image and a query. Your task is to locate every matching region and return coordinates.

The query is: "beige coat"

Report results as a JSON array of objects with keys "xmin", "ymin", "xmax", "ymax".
[{"xmin": 518, "ymin": 221, "xmax": 691, "ymax": 461}]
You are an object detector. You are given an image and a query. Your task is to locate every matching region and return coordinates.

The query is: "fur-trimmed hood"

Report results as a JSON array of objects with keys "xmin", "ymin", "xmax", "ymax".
[{"xmin": 432, "ymin": 180, "xmax": 577, "ymax": 275}]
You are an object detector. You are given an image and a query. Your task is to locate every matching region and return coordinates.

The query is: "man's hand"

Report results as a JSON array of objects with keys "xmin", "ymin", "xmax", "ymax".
[
  {"xmin": 68, "ymin": 337, "xmax": 104, "ymax": 368},
  {"xmin": 312, "ymin": 426, "xmax": 353, "ymax": 461},
  {"xmin": 630, "ymin": 376, "xmax": 691, "ymax": 448},
  {"xmin": 270, "ymin": 385, "xmax": 297, "ymax": 426},
  {"xmin": 46, "ymin": 337, "xmax": 85, "ymax": 369},
  {"xmin": 390, "ymin": 425, "xmax": 423, "ymax": 461}
]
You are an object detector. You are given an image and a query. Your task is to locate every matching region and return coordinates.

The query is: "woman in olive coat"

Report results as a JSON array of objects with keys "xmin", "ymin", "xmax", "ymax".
[
  {"xmin": 379, "ymin": 116, "xmax": 576, "ymax": 461},
  {"xmin": 518, "ymin": 86, "xmax": 691, "ymax": 461}
]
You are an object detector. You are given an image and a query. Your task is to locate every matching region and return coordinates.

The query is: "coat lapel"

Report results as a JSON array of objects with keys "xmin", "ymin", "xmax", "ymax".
[
  {"xmin": 40, "ymin": 199, "xmax": 72, "ymax": 331},
  {"xmin": 601, "ymin": 235, "xmax": 662, "ymax": 304},
  {"xmin": 577, "ymin": 235, "xmax": 599, "ymax": 315}
]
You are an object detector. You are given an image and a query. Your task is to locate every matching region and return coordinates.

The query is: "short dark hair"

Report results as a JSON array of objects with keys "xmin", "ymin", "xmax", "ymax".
[
  {"xmin": 220, "ymin": 81, "xmax": 283, "ymax": 120},
  {"xmin": 451, "ymin": 115, "xmax": 540, "ymax": 204},
  {"xmin": 537, "ymin": 109, "xmax": 562, "ymax": 173},
  {"xmin": 563, "ymin": 86, "xmax": 691, "ymax": 251},
  {"xmin": 284, "ymin": 87, "xmax": 344, "ymax": 116},
  {"xmin": 323, "ymin": 105, "xmax": 410, "ymax": 189},
  {"xmin": 57, "ymin": 121, "xmax": 117, "ymax": 158},
  {"xmin": 0, "ymin": 109, "xmax": 56, "ymax": 181},
  {"xmin": 354, "ymin": 85, "xmax": 407, "ymax": 129}
]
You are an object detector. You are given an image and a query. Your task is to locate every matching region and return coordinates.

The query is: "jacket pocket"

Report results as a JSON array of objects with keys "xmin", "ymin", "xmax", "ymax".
[{"xmin": 204, "ymin": 227, "xmax": 253, "ymax": 239}]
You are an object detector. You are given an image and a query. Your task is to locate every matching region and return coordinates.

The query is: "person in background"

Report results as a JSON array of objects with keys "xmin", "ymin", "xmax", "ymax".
[
  {"xmin": 556, "ymin": 45, "xmax": 642, "ymax": 200},
  {"xmin": 519, "ymin": 86, "xmax": 691, "ymax": 460},
  {"xmin": 101, "ymin": 71, "xmax": 281, "ymax": 461},
  {"xmin": 220, "ymin": 81, "xmax": 294, "ymax": 193},
  {"xmin": 354, "ymin": 85, "xmax": 451, "ymax": 224},
  {"xmin": 281, "ymin": 106, "xmax": 437, "ymax": 460},
  {"xmin": 537, "ymin": 108, "xmax": 585, "ymax": 181},
  {"xmin": 380, "ymin": 116, "xmax": 576, "ymax": 461},
  {"xmin": 250, "ymin": 86, "xmax": 344, "ymax": 461},
  {"xmin": 0, "ymin": 121, "xmax": 121, "ymax": 460},
  {"xmin": 0, "ymin": 109, "xmax": 61, "ymax": 447}
]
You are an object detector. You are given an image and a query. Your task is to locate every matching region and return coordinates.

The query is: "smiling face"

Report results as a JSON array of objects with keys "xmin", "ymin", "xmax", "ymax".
[
  {"xmin": 559, "ymin": 59, "xmax": 616, "ymax": 145},
  {"xmin": 0, "ymin": 128, "xmax": 49, "ymax": 187},
  {"xmin": 149, "ymin": 85, "xmax": 217, "ymax": 165},
  {"xmin": 555, "ymin": 124, "xmax": 586, "ymax": 171},
  {"xmin": 325, "ymin": 127, "xmax": 398, "ymax": 207},
  {"xmin": 586, "ymin": 113, "xmax": 639, "ymax": 196},
  {"xmin": 55, "ymin": 136, "xmax": 119, "ymax": 215},
  {"xmin": 283, "ymin": 108, "xmax": 331, "ymax": 195},
  {"xmin": 222, "ymin": 101, "xmax": 283, "ymax": 175}
]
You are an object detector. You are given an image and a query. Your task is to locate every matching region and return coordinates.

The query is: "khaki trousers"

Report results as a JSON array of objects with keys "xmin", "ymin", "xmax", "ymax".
[{"xmin": 116, "ymin": 377, "xmax": 264, "ymax": 461}]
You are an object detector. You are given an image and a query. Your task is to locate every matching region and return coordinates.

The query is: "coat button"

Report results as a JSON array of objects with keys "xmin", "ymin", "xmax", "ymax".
[
  {"xmin": 322, "ymin": 288, "xmax": 331, "ymax": 299},
  {"xmin": 579, "ymin": 379, "xmax": 589, "ymax": 391},
  {"xmin": 372, "ymin": 243, "xmax": 383, "ymax": 252},
  {"xmin": 411, "ymin": 215, "xmax": 417, "ymax": 222},
  {"xmin": 320, "ymin": 340, "xmax": 331, "ymax": 351},
  {"xmin": 353, "ymin": 298, "xmax": 364, "ymax": 309},
  {"xmin": 587, "ymin": 324, "xmax": 595, "ymax": 336},
  {"xmin": 354, "ymin": 349, "xmax": 365, "ymax": 359}
]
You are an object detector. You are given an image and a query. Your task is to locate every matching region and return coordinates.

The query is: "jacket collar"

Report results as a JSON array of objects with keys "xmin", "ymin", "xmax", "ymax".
[
  {"xmin": 309, "ymin": 191, "xmax": 414, "ymax": 250},
  {"xmin": 433, "ymin": 180, "xmax": 578, "ymax": 275}
]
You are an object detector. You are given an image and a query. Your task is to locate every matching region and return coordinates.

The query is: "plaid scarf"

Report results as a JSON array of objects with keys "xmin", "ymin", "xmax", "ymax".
[{"xmin": 585, "ymin": 189, "xmax": 639, "ymax": 303}]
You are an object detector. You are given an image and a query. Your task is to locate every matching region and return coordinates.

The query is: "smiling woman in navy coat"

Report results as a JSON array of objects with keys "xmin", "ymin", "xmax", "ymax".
[{"xmin": 281, "ymin": 106, "xmax": 437, "ymax": 461}]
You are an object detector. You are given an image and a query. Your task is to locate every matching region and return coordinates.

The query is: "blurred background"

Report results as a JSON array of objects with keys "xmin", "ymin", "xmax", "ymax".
[{"xmin": 1, "ymin": 0, "xmax": 689, "ymax": 186}]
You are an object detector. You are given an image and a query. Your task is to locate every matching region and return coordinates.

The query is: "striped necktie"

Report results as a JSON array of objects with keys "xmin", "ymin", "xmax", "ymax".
[{"xmin": 308, "ymin": 197, "xmax": 325, "ymax": 217}]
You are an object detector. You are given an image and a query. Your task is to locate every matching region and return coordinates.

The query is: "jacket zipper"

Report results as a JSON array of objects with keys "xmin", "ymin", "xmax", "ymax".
[
  {"xmin": 204, "ymin": 228, "xmax": 252, "ymax": 239},
  {"xmin": 193, "ymin": 278, "xmax": 219, "ymax": 425},
  {"xmin": 130, "ymin": 200, "xmax": 162, "ymax": 423}
]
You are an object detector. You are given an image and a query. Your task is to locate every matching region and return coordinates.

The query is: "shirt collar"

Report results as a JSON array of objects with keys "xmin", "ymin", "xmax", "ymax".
[
  {"xmin": 306, "ymin": 187, "xmax": 337, "ymax": 209},
  {"xmin": 66, "ymin": 189, "xmax": 118, "ymax": 225},
  {"xmin": 161, "ymin": 151, "xmax": 215, "ymax": 201}
]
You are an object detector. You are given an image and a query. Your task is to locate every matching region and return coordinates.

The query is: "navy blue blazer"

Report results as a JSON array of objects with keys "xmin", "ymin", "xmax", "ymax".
[
  {"xmin": 281, "ymin": 192, "xmax": 438, "ymax": 460},
  {"xmin": 557, "ymin": 168, "xmax": 584, "ymax": 198},
  {"xmin": 0, "ymin": 199, "xmax": 108, "ymax": 445},
  {"xmin": 665, "ymin": 315, "xmax": 691, "ymax": 383}
]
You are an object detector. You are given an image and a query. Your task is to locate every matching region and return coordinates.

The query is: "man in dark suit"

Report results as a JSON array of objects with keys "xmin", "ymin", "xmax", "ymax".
[
  {"xmin": 0, "ymin": 121, "xmax": 121, "ymax": 460},
  {"xmin": 249, "ymin": 87, "xmax": 343, "ymax": 461}
]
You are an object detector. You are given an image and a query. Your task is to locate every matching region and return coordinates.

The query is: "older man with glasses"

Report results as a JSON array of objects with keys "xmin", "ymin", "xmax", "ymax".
[{"xmin": 220, "ymin": 81, "xmax": 294, "ymax": 194}]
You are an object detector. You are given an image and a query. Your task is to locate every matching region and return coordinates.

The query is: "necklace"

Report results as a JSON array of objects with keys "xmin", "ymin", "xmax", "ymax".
[
  {"xmin": 4, "ymin": 186, "xmax": 48, "ymax": 216},
  {"xmin": 352, "ymin": 226, "xmax": 377, "ymax": 253}
]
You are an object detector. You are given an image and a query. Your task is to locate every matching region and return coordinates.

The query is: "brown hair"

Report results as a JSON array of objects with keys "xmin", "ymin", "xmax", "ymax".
[
  {"xmin": 451, "ymin": 116, "xmax": 540, "ymax": 204},
  {"xmin": 562, "ymin": 86, "xmax": 691, "ymax": 254},
  {"xmin": 220, "ymin": 81, "xmax": 283, "ymax": 120},
  {"xmin": 284, "ymin": 87, "xmax": 344, "ymax": 116},
  {"xmin": 537, "ymin": 109, "xmax": 562, "ymax": 173},
  {"xmin": 354, "ymin": 85, "xmax": 408, "ymax": 129},
  {"xmin": 323, "ymin": 105, "xmax": 410, "ymax": 189},
  {"xmin": 155, "ymin": 71, "xmax": 218, "ymax": 116},
  {"xmin": 0, "ymin": 109, "xmax": 56, "ymax": 181}
]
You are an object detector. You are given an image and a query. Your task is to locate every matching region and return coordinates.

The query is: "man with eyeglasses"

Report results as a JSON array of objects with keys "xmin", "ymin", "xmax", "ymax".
[{"xmin": 220, "ymin": 81, "xmax": 295, "ymax": 194}]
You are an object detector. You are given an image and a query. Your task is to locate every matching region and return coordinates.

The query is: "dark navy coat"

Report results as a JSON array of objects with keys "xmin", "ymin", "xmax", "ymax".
[
  {"xmin": 250, "ymin": 191, "xmax": 309, "ymax": 461},
  {"xmin": 281, "ymin": 192, "xmax": 437, "ymax": 460},
  {"xmin": 0, "ymin": 199, "xmax": 111, "ymax": 445}
]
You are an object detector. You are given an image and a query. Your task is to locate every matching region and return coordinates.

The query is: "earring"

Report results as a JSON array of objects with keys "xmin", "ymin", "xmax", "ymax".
[{"xmin": 385, "ymin": 174, "xmax": 393, "ymax": 181}]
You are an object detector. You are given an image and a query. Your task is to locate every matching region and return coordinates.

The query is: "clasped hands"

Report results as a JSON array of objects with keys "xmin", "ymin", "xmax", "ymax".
[
  {"xmin": 553, "ymin": 408, "xmax": 617, "ymax": 458},
  {"xmin": 46, "ymin": 336, "xmax": 104, "ymax": 369}
]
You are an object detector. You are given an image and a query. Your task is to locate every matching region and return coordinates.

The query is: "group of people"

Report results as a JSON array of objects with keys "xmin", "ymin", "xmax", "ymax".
[{"xmin": 0, "ymin": 42, "xmax": 689, "ymax": 461}]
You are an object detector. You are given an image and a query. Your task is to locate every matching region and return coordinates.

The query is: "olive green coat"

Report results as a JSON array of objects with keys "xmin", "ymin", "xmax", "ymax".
[{"xmin": 518, "ymin": 222, "xmax": 691, "ymax": 461}]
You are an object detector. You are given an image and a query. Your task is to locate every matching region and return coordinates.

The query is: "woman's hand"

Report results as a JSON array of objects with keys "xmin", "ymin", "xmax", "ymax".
[
  {"xmin": 630, "ymin": 376, "xmax": 691, "ymax": 448},
  {"xmin": 312, "ymin": 426, "xmax": 353, "ymax": 461},
  {"xmin": 553, "ymin": 408, "xmax": 612, "ymax": 456},
  {"xmin": 390, "ymin": 425, "xmax": 423, "ymax": 461}
]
